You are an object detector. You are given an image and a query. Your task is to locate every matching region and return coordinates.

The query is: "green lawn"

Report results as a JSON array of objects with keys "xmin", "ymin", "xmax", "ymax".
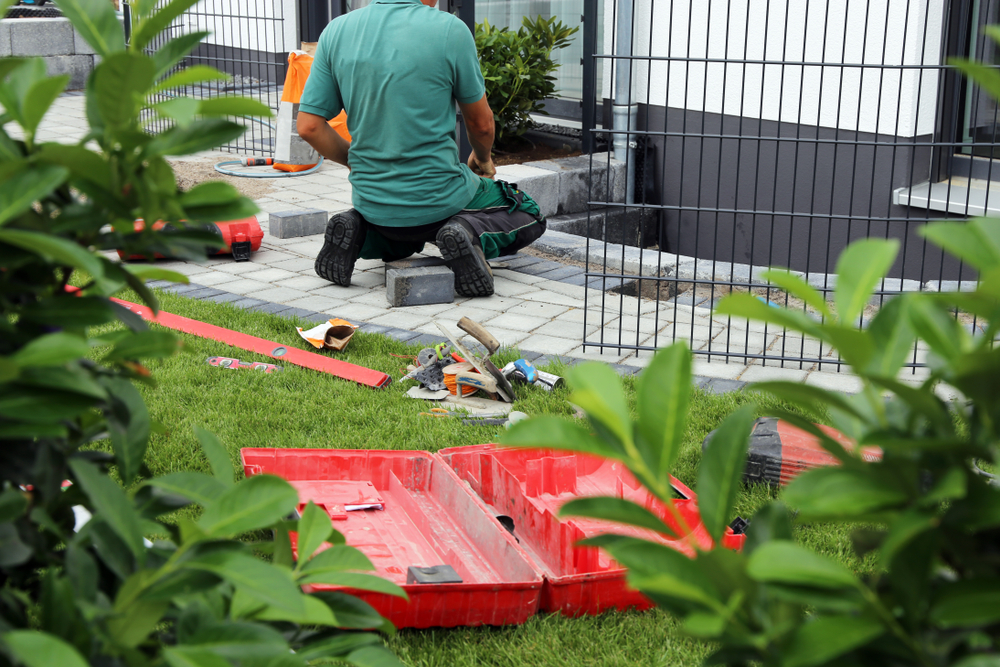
[{"xmin": 114, "ymin": 288, "xmax": 869, "ymax": 667}]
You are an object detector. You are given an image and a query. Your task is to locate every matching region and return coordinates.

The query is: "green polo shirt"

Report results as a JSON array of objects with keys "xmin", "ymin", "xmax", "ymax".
[{"xmin": 299, "ymin": 0, "xmax": 486, "ymax": 227}]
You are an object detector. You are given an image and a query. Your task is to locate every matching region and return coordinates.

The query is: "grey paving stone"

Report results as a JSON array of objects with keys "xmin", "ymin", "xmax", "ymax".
[
  {"xmin": 248, "ymin": 302, "xmax": 294, "ymax": 315},
  {"xmin": 0, "ymin": 22, "xmax": 10, "ymax": 58},
  {"xmin": 279, "ymin": 307, "xmax": 319, "ymax": 320},
  {"xmin": 269, "ymin": 209, "xmax": 328, "ymax": 239},
  {"xmin": 385, "ymin": 265, "xmax": 454, "ymax": 307},
  {"xmin": 512, "ymin": 350, "xmax": 545, "ymax": 361},
  {"xmin": 358, "ymin": 322, "xmax": 393, "ymax": 335},
  {"xmin": 492, "ymin": 254, "xmax": 544, "ymax": 270},
  {"xmin": 185, "ymin": 287, "xmax": 225, "ymax": 299},
  {"xmin": 516, "ymin": 260, "xmax": 568, "ymax": 276},
  {"xmin": 559, "ymin": 273, "xmax": 590, "ymax": 287},
  {"xmin": 409, "ymin": 333, "xmax": 449, "ymax": 347},
  {"xmin": 231, "ymin": 298, "xmax": 268, "ymax": 310},
  {"xmin": 203, "ymin": 292, "xmax": 244, "ymax": 305},
  {"xmin": 609, "ymin": 363, "xmax": 642, "ymax": 376},
  {"xmin": 161, "ymin": 283, "xmax": 199, "ymax": 294},
  {"xmin": 702, "ymin": 378, "xmax": 746, "ymax": 394},
  {"xmin": 302, "ymin": 311, "xmax": 332, "ymax": 323},
  {"xmin": 534, "ymin": 266, "xmax": 585, "ymax": 282},
  {"xmin": 384, "ymin": 328, "xmax": 421, "ymax": 342},
  {"xmin": 147, "ymin": 279, "xmax": 172, "ymax": 289}
]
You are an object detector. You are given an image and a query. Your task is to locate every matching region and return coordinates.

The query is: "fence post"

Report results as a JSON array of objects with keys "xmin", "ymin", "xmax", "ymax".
[
  {"xmin": 450, "ymin": 0, "xmax": 475, "ymax": 162},
  {"xmin": 581, "ymin": 0, "xmax": 597, "ymax": 154}
]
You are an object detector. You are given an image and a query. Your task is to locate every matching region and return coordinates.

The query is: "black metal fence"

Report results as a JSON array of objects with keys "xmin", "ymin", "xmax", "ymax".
[
  {"xmin": 582, "ymin": 0, "xmax": 995, "ymax": 371},
  {"xmin": 139, "ymin": 0, "xmax": 290, "ymax": 156}
]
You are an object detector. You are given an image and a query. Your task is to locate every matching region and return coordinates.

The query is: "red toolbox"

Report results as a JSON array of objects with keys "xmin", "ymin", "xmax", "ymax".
[
  {"xmin": 438, "ymin": 445, "xmax": 745, "ymax": 616},
  {"xmin": 240, "ymin": 448, "xmax": 543, "ymax": 629}
]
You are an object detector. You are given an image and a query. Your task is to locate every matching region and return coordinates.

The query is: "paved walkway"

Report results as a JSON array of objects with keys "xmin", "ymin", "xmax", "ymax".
[{"xmin": 19, "ymin": 93, "xmax": 926, "ymax": 394}]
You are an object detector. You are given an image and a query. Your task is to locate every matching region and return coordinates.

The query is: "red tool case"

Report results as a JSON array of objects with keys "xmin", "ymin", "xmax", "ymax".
[
  {"xmin": 242, "ymin": 445, "xmax": 746, "ymax": 627},
  {"xmin": 439, "ymin": 445, "xmax": 745, "ymax": 615},
  {"xmin": 116, "ymin": 217, "xmax": 263, "ymax": 261},
  {"xmin": 240, "ymin": 448, "xmax": 543, "ymax": 629}
]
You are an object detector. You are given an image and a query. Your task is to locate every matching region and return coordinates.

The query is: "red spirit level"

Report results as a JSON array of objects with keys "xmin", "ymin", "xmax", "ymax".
[{"xmin": 704, "ymin": 417, "xmax": 883, "ymax": 487}]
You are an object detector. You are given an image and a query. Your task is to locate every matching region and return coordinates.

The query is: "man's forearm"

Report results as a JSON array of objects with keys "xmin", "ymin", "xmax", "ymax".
[
  {"xmin": 466, "ymin": 122, "xmax": 494, "ymax": 163},
  {"xmin": 297, "ymin": 114, "xmax": 351, "ymax": 168}
]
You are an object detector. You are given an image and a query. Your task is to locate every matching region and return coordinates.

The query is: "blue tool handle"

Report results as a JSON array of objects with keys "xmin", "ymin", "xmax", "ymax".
[{"xmin": 513, "ymin": 359, "xmax": 538, "ymax": 384}]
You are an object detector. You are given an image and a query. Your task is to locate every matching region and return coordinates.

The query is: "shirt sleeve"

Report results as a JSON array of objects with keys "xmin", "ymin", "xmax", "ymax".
[
  {"xmin": 299, "ymin": 32, "xmax": 343, "ymax": 119},
  {"xmin": 449, "ymin": 20, "xmax": 486, "ymax": 105}
]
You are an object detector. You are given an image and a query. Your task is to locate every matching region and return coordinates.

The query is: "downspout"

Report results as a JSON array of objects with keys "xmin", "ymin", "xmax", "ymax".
[{"xmin": 613, "ymin": 0, "xmax": 637, "ymax": 204}]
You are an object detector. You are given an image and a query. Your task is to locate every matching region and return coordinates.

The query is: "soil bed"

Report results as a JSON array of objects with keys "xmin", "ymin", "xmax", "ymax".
[{"xmin": 492, "ymin": 136, "xmax": 581, "ymax": 166}]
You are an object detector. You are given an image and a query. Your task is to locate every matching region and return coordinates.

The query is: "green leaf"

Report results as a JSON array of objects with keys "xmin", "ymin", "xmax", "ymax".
[
  {"xmin": 104, "ymin": 330, "xmax": 178, "ymax": 362},
  {"xmin": 151, "ymin": 31, "xmax": 211, "ymax": 79},
  {"xmin": 300, "ymin": 572, "xmax": 407, "ymax": 599},
  {"xmin": 55, "ymin": 0, "xmax": 125, "ymax": 57},
  {"xmin": 714, "ymin": 292, "xmax": 821, "ymax": 336},
  {"xmin": 682, "ymin": 612, "xmax": 726, "ymax": 638},
  {"xmin": 11, "ymin": 332, "xmax": 89, "ymax": 367},
  {"xmin": 865, "ymin": 295, "xmax": 917, "ymax": 377},
  {"xmin": 0, "ymin": 164, "xmax": 69, "ymax": 227},
  {"xmin": 151, "ymin": 65, "xmax": 229, "ymax": 94},
  {"xmin": 146, "ymin": 118, "xmax": 246, "ymax": 157},
  {"xmin": 92, "ymin": 52, "xmax": 156, "ymax": 127},
  {"xmin": 760, "ymin": 268, "xmax": 831, "ymax": 318},
  {"xmin": 198, "ymin": 96, "xmax": 274, "ymax": 118},
  {"xmin": 751, "ymin": 381, "xmax": 863, "ymax": 420},
  {"xmin": 68, "ymin": 459, "xmax": 145, "ymax": 558},
  {"xmin": 180, "ymin": 181, "xmax": 242, "ymax": 208},
  {"xmin": 743, "ymin": 502, "xmax": 793, "ymax": 554},
  {"xmin": 182, "ymin": 197, "xmax": 260, "ymax": 224},
  {"xmin": 243, "ymin": 592, "xmax": 339, "ymax": 626},
  {"xmin": 698, "ymin": 405, "xmax": 754, "ymax": 542},
  {"xmin": 194, "ymin": 426, "xmax": 234, "ymax": 485},
  {"xmin": 104, "ymin": 376, "xmax": 151, "ymax": 486},
  {"xmin": 501, "ymin": 415, "xmax": 623, "ymax": 459},
  {"xmin": 346, "ymin": 646, "xmax": 407, "ymax": 667},
  {"xmin": 1, "ymin": 631, "xmax": 89, "ymax": 667},
  {"xmin": 0, "ymin": 523, "xmax": 32, "ymax": 567},
  {"xmin": 197, "ymin": 474, "xmax": 299, "ymax": 537},
  {"xmin": 129, "ymin": 0, "xmax": 202, "ymax": 51},
  {"xmin": 163, "ymin": 647, "xmax": 232, "ymax": 667},
  {"xmin": 183, "ymin": 547, "xmax": 304, "ymax": 613},
  {"xmin": 295, "ymin": 501, "xmax": 334, "ymax": 567},
  {"xmin": 558, "ymin": 496, "xmax": 677, "ymax": 538},
  {"xmin": 746, "ymin": 541, "xmax": 857, "ymax": 589},
  {"xmin": 181, "ymin": 619, "xmax": 290, "ymax": 661},
  {"xmin": 122, "ymin": 263, "xmax": 190, "ymax": 285},
  {"xmin": 296, "ymin": 633, "xmax": 382, "ymax": 662},
  {"xmin": 153, "ymin": 96, "xmax": 200, "ymax": 127},
  {"xmin": 635, "ymin": 342, "xmax": 690, "ymax": 480},
  {"xmin": 298, "ymin": 545, "xmax": 374, "ymax": 584},
  {"xmin": 0, "ymin": 488, "xmax": 28, "ymax": 523},
  {"xmin": 784, "ymin": 467, "xmax": 908, "ymax": 521},
  {"xmin": 931, "ymin": 579, "xmax": 1000, "ymax": 628},
  {"xmin": 22, "ymin": 75, "xmax": 70, "ymax": 136},
  {"xmin": 908, "ymin": 295, "xmax": 967, "ymax": 363},
  {"xmin": 834, "ymin": 238, "xmax": 899, "ymax": 324},
  {"xmin": 21, "ymin": 295, "xmax": 115, "ymax": 328},
  {"xmin": 566, "ymin": 362, "xmax": 633, "ymax": 449},
  {"xmin": 146, "ymin": 472, "xmax": 227, "ymax": 506},
  {"xmin": 0, "ymin": 228, "xmax": 101, "ymax": 277},
  {"xmin": 879, "ymin": 510, "xmax": 936, "ymax": 569},
  {"xmin": 107, "ymin": 598, "xmax": 168, "ymax": 648},
  {"xmin": 782, "ymin": 615, "xmax": 884, "ymax": 667}
]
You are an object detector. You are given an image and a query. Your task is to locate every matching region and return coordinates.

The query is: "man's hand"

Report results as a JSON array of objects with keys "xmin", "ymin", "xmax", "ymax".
[{"xmin": 467, "ymin": 151, "xmax": 496, "ymax": 179}]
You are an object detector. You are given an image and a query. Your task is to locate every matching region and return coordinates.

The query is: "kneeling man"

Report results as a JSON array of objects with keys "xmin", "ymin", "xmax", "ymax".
[{"xmin": 296, "ymin": 0, "xmax": 546, "ymax": 297}]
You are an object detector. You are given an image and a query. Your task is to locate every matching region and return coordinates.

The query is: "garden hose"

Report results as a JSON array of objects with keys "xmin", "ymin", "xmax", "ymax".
[{"xmin": 214, "ymin": 156, "xmax": 325, "ymax": 178}]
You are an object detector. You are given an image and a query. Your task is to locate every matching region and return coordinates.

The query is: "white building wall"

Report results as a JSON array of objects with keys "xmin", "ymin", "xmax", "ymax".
[
  {"xmin": 603, "ymin": 0, "xmax": 945, "ymax": 137},
  {"xmin": 187, "ymin": 0, "xmax": 299, "ymax": 53}
]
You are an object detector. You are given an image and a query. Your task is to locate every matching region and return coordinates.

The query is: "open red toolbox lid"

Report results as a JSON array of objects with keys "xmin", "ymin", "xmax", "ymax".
[
  {"xmin": 438, "ymin": 444, "xmax": 745, "ymax": 616},
  {"xmin": 240, "ymin": 448, "xmax": 543, "ymax": 629}
]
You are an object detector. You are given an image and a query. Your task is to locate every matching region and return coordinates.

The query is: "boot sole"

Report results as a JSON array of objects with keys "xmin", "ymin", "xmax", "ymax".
[
  {"xmin": 438, "ymin": 222, "xmax": 494, "ymax": 297},
  {"xmin": 315, "ymin": 210, "xmax": 364, "ymax": 286}
]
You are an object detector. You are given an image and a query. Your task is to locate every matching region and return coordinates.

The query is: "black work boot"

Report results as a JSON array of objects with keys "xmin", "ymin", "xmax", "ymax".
[
  {"xmin": 315, "ymin": 209, "xmax": 366, "ymax": 286},
  {"xmin": 436, "ymin": 219, "xmax": 494, "ymax": 297}
]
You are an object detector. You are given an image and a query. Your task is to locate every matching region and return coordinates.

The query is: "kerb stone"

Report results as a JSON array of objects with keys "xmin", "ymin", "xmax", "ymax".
[
  {"xmin": 269, "ymin": 209, "xmax": 327, "ymax": 239},
  {"xmin": 386, "ymin": 265, "xmax": 454, "ymax": 307}
]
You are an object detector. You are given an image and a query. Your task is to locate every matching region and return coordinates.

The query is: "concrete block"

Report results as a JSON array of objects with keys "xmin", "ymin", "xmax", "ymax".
[
  {"xmin": 494, "ymin": 163, "xmax": 560, "ymax": 218},
  {"xmin": 0, "ymin": 21, "xmax": 11, "ymax": 58},
  {"xmin": 383, "ymin": 256, "xmax": 447, "ymax": 286},
  {"xmin": 268, "ymin": 209, "xmax": 328, "ymax": 239},
  {"xmin": 44, "ymin": 55, "xmax": 94, "ymax": 91},
  {"xmin": 386, "ymin": 265, "xmax": 454, "ymax": 307},
  {"xmin": 11, "ymin": 18, "xmax": 73, "ymax": 57}
]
